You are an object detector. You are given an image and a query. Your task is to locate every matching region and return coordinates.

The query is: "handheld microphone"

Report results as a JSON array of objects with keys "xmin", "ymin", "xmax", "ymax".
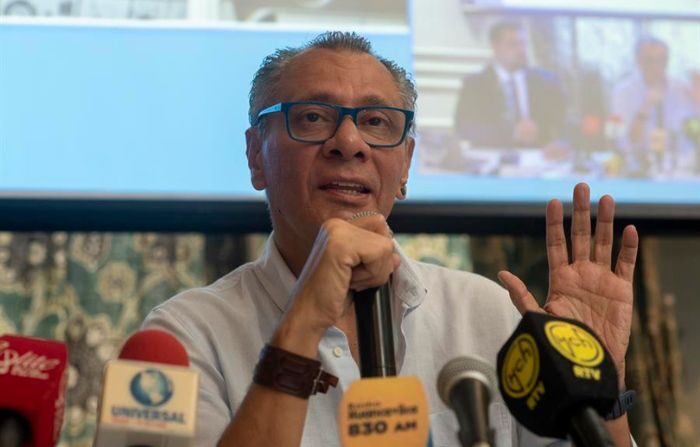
[
  {"xmin": 496, "ymin": 312, "xmax": 617, "ymax": 446},
  {"xmin": 338, "ymin": 375, "xmax": 430, "ymax": 447},
  {"xmin": 353, "ymin": 282, "xmax": 396, "ymax": 377},
  {"xmin": 94, "ymin": 329, "xmax": 199, "ymax": 447},
  {"xmin": 0, "ymin": 334, "xmax": 68, "ymax": 447},
  {"xmin": 437, "ymin": 356, "xmax": 495, "ymax": 447}
]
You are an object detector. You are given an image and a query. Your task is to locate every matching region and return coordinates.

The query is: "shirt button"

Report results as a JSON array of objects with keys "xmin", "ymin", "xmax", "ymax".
[{"xmin": 333, "ymin": 346, "xmax": 343, "ymax": 358}]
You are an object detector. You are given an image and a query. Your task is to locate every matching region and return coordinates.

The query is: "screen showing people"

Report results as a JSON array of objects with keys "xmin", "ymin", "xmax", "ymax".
[{"xmin": 421, "ymin": 15, "xmax": 700, "ymax": 181}]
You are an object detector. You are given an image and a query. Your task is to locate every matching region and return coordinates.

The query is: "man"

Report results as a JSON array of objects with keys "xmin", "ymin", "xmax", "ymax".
[
  {"xmin": 143, "ymin": 32, "xmax": 637, "ymax": 446},
  {"xmin": 611, "ymin": 37, "xmax": 688, "ymax": 176},
  {"xmin": 453, "ymin": 21, "xmax": 567, "ymax": 149}
]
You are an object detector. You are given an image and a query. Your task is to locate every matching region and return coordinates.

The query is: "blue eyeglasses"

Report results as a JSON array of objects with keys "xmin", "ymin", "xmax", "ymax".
[{"xmin": 254, "ymin": 101, "xmax": 414, "ymax": 148}]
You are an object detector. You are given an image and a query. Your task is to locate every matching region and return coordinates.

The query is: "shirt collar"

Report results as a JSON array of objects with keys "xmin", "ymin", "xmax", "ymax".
[
  {"xmin": 253, "ymin": 233, "xmax": 427, "ymax": 313},
  {"xmin": 253, "ymin": 232, "xmax": 298, "ymax": 313},
  {"xmin": 391, "ymin": 241, "xmax": 428, "ymax": 309},
  {"xmin": 493, "ymin": 63, "xmax": 524, "ymax": 84}
]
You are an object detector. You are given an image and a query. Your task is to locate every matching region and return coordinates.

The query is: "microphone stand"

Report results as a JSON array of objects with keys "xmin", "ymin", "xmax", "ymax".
[
  {"xmin": 568, "ymin": 407, "xmax": 615, "ymax": 447},
  {"xmin": 353, "ymin": 283, "xmax": 396, "ymax": 377}
]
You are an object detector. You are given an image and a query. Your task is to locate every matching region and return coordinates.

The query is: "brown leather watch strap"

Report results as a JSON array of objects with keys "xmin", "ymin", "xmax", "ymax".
[{"xmin": 253, "ymin": 344, "xmax": 339, "ymax": 399}]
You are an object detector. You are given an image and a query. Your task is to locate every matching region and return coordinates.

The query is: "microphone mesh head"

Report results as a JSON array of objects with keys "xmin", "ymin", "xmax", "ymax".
[
  {"xmin": 119, "ymin": 329, "xmax": 190, "ymax": 366},
  {"xmin": 437, "ymin": 356, "xmax": 497, "ymax": 406}
]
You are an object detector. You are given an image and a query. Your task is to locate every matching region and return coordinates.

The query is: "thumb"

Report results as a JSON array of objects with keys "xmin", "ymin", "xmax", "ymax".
[{"xmin": 497, "ymin": 270, "xmax": 543, "ymax": 315}]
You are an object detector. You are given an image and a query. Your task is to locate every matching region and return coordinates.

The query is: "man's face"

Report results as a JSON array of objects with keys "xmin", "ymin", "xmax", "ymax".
[
  {"xmin": 246, "ymin": 48, "xmax": 414, "ymax": 250},
  {"xmin": 492, "ymin": 29, "xmax": 528, "ymax": 71},
  {"xmin": 637, "ymin": 42, "xmax": 668, "ymax": 84}
]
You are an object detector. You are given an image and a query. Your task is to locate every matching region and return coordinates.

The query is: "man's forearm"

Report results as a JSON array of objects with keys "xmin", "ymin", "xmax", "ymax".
[
  {"xmin": 606, "ymin": 415, "xmax": 632, "ymax": 447},
  {"xmin": 217, "ymin": 383, "xmax": 310, "ymax": 447},
  {"xmin": 217, "ymin": 312, "xmax": 325, "ymax": 447}
]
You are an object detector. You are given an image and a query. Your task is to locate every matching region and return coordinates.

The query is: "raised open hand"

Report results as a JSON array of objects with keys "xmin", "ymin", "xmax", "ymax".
[{"xmin": 498, "ymin": 183, "xmax": 639, "ymax": 387}]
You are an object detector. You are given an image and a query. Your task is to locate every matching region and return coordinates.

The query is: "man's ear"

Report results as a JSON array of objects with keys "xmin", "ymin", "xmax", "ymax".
[
  {"xmin": 395, "ymin": 136, "xmax": 414, "ymax": 200},
  {"xmin": 246, "ymin": 127, "xmax": 267, "ymax": 191},
  {"xmin": 401, "ymin": 136, "xmax": 415, "ymax": 185}
]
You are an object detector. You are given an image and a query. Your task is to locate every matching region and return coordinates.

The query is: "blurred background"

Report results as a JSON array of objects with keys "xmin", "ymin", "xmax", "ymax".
[{"xmin": 1, "ymin": 0, "xmax": 699, "ymax": 445}]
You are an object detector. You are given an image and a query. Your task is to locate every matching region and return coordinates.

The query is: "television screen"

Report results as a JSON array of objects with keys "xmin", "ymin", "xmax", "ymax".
[
  {"xmin": 1, "ymin": 0, "xmax": 699, "ymax": 222},
  {"xmin": 412, "ymin": 4, "xmax": 700, "ymax": 208}
]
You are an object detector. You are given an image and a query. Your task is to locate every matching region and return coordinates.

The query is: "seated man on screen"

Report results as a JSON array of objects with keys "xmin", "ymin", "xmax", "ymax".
[
  {"xmin": 677, "ymin": 69, "xmax": 700, "ymax": 165},
  {"xmin": 610, "ymin": 36, "xmax": 688, "ymax": 176},
  {"xmin": 143, "ymin": 32, "xmax": 637, "ymax": 447},
  {"xmin": 453, "ymin": 21, "xmax": 567, "ymax": 150}
]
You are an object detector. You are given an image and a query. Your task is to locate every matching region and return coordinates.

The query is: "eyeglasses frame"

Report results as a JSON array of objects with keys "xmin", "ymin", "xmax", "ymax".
[{"xmin": 253, "ymin": 101, "xmax": 415, "ymax": 148}]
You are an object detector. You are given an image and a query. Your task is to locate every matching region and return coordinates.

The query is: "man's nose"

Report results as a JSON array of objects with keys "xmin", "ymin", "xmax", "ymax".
[{"xmin": 322, "ymin": 116, "xmax": 372, "ymax": 161}]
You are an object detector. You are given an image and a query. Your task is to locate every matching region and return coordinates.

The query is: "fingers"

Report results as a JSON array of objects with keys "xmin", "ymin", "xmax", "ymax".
[
  {"xmin": 350, "ymin": 255, "xmax": 400, "ymax": 291},
  {"xmin": 615, "ymin": 225, "xmax": 639, "ymax": 283},
  {"xmin": 546, "ymin": 199, "xmax": 569, "ymax": 271},
  {"xmin": 593, "ymin": 194, "xmax": 615, "ymax": 267},
  {"xmin": 347, "ymin": 212, "xmax": 393, "ymax": 238},
  {"xmin": 322, "ymin": 216, "xmax": 396, "ymax": 290},
  {"xmin": 571, "ymin": 183, "xmax": 591, "ymax": 262},
  {"xmin": 497, "ymin": 270, "xmax": 543, "ymax": 315}
]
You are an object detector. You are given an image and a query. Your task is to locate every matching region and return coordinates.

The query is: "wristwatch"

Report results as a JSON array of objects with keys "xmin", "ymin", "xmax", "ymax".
[
  {"xmin": 604, "ymin": 389, "xmax": 636, "ymax": 420},
  {"xmin": 253, "ymin": 344, "xmax": 339, "ymax": 399}
]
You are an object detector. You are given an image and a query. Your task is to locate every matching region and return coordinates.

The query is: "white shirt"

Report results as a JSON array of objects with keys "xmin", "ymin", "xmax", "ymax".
[
  {"xmin": 494, "ymin": 63, "xmax": 530, "ymax": 119},
  {"xmin": 142, "ymin": 235, "xmax": 569, "ymax": 446}
]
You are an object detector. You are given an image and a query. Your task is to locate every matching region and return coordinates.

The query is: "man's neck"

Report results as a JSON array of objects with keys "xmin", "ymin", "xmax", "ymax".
[
  {"xmin": 272, "ymin": 230, "xmax": 312, "ymax": 278},
  {"xmin": 494, "ymin": 61, "xmax": 522, "ymax": 76},
  {"xmin": 642, "ymin": 73, "xmax": 667, "ymax": 89}
]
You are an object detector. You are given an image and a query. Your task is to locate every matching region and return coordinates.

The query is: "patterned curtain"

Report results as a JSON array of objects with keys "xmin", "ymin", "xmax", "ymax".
[
  {"xmin": 0, "ymin": 231, "xmax": 243, "ymax": 447},
  {"xmin": 0, "ymin": 231, "xmax": 693, "ymax": 446}
]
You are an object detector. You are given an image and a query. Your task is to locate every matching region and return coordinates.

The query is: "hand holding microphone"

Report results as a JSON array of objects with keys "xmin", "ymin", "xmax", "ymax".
[
  {"xmin": 273, "ymin": 211, "xmax": 397, "ymax": 360},
  {"xmin": 334, "ymin": 211, "xmax": 432, "ymax": 447}
]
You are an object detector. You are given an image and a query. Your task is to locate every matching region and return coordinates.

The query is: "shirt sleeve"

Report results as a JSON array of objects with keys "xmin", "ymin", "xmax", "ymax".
[{"xmin": 142, "ymin": 306, "xmax": 231, "ymax": 447}]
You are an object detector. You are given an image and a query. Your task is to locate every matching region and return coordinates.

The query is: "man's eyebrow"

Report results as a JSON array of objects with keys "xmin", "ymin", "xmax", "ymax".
[
  {"xmin": 357, "ymin": 95, "xmax": 395, "ymax": 107},
  {"xmin": 295, "ymin": 93, "xmax": 395, "ymax": 107}
]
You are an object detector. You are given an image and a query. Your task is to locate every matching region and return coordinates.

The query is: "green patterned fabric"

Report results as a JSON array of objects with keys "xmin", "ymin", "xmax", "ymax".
[{"xmin": 0, "ymin": 232, "xmax": 212, "ymax": 447}]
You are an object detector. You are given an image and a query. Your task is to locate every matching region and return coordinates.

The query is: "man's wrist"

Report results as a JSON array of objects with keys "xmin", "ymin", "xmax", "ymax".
[
  {"xmin": 253, "ymin": 344, "xmax": 339, "ymax": 399},
  {"xmin": 272, "ymin": 308, "xmax": 326, "ymax": 358},
  {"xmin": 605, "ymin": 389, "xmax": 636, "ymax": 421},
  {"xmin": 616, "ymin": 360, "xmax": 626, "ymax": 391}
]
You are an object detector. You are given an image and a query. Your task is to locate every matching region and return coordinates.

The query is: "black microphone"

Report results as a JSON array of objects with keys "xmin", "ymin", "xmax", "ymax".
[
  {"xmin": 353, "ymin": 282, "xmax": 396, "ymax": 377},
  {"xmin": 437, "ymin": 356, "xmax": 495, "ymax": 447},
  {"xmin": 497, "ymin": 312, "xmax": 618, "ymax": 446},
  {"xmin": 0, "ymin": 410, "xmax": 31, "ymax": 447}
]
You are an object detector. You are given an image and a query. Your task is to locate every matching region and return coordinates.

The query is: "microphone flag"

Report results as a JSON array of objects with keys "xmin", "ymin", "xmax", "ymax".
[
  {"xmin": 338, "ymin": 375, "xmax": 430, "ymax": 447},
  {"xmin": 496, "ymin": 312, "xmax": 618, "ymax": 439},
  {"xmin": 94, "ymin": 329, "xmax": 199, "ymax": 447}
]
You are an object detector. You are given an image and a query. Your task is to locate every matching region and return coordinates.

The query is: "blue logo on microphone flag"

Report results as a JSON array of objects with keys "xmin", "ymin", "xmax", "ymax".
[{"xmin": 130, "ymin": 369, "xmax": 174, "ymax": 407}]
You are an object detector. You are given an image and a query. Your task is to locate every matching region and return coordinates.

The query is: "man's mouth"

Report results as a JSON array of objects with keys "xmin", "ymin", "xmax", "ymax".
[{"xmin": 320, "ymin": 181, "xmax": 371, "ymax": 196}]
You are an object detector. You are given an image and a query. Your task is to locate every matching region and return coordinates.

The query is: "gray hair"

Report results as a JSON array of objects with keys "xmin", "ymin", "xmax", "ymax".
[{"xmin": 248, "ymin": 31, "xmax": 417, "ymax": 127}]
